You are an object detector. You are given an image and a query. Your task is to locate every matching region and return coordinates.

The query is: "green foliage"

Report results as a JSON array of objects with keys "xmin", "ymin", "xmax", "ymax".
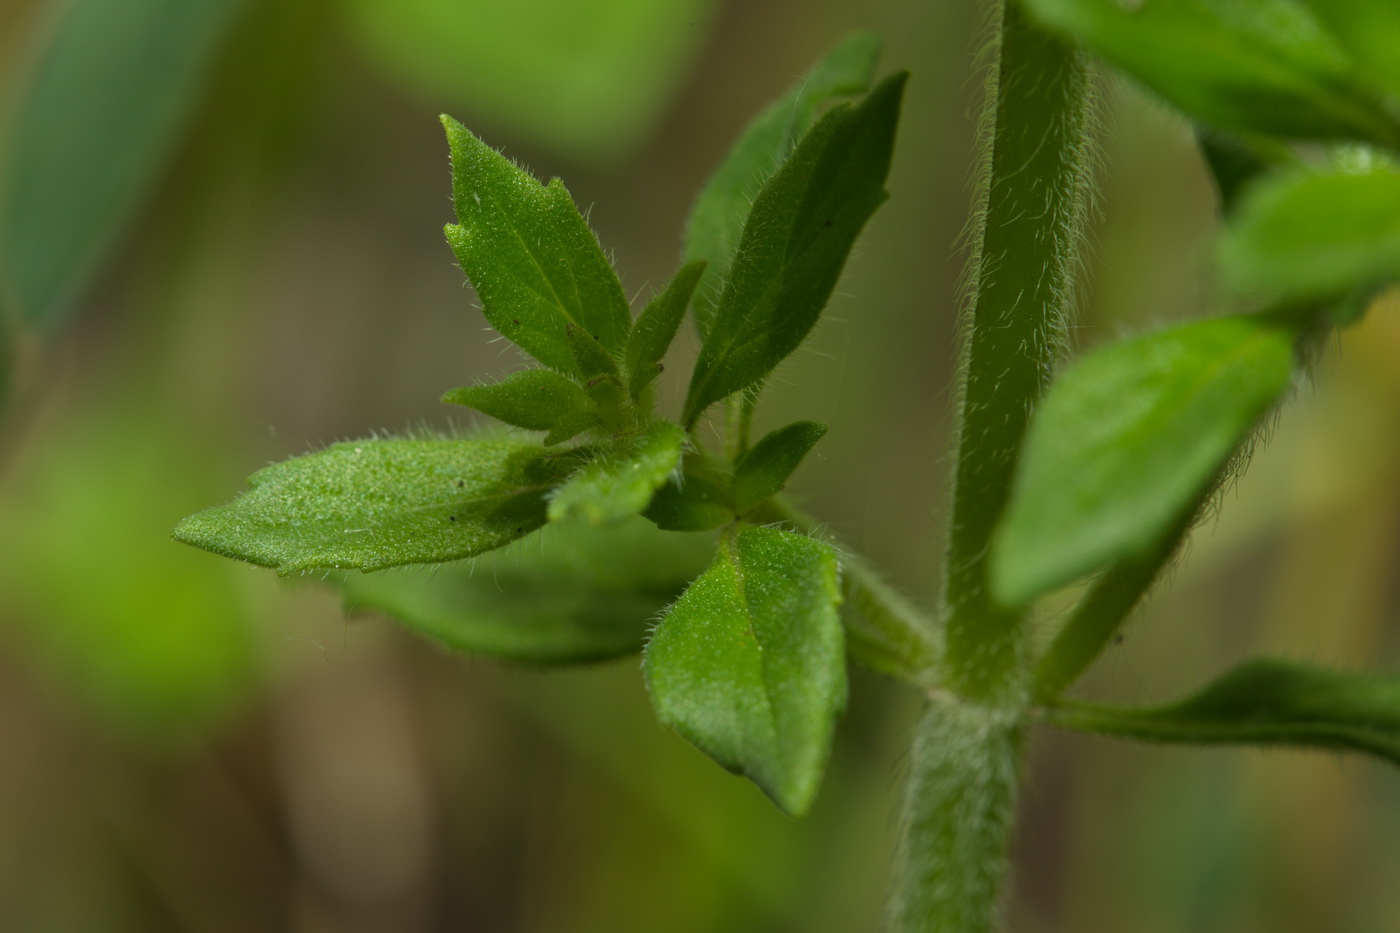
[
  {"xmin": 624, "ymin": 259, "xmax": 706, "ymax": 399},
  {"xmin": 548, "ymin": 421, "xmax": 686, "ymax": 526},
  {"xmin": 442, "ymin": 370, "xmax": 597, "ymax": 444},
  {"xmin": 1301, "ymin": 0, "xmax": 1400, "ymax": 101},
  {"xmin": 732, "ymin": 421, "xmax": 828, "ymax": 513},
  {"xmin": 991, "ymin": 314, "xmax": 1298, "ymax": 608},
  {"xmin": 643, "ymin": 526, "xmax": 845, "ymax": 816}
]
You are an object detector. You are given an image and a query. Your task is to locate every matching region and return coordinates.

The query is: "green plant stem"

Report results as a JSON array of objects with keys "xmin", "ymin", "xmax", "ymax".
[
  {"xmin": 941, "ymin": 0, "xmax": 1094, "ymax": 703},
  {"xmin": 890, "ymin": 693, "xmax": 1023, "ymax": 933}
]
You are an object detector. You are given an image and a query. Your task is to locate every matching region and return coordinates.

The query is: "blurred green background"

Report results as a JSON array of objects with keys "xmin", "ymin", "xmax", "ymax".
[{"xmin": 2, "ymin": 0, "xmax": 1400, "ymax": 930}]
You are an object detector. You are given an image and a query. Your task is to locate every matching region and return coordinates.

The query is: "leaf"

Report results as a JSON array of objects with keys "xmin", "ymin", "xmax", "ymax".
[
  {"xmin": 625, "ymin": 259, "xmax": 706, "ymax": 399},
  {"xmin": 1218, "ymin": 166, "xmax": 1400, "ymax": 304},
  {"xmin": 990, "ymin": 314, "xmax": 1298, "ymax": 608},
  {"xmin": 1049, "ymin": 659, "xmax": 1400, "ymax": 767},
  {"xmin": 1194, "ymin": 128, "xmax": 1277, "ymax": 216},
  {"xmin": 732, "ymin": 420, "xmax": 827, "ymax": 512},
  {"xmin": 0, "ymin": 0, "xmax": 249, "ymax": 329},
  {"xmin": 644, "ymin": 468, "xmax": 735, "ymax": 532},
  {"xmin": 1021, "ymin": 0, "xmax": 1400, "ymax": 147},
  {"xmin": 644, "ymin": 525, "xmax": 846, "ymax": 815},
  {"xmin": 339, "ymin": 516, "xmax": 713, "ymax": 664},
  {"xmin": 682, "ymin": 74, "xmax": 905, "ymax": 427},
  {"xmin": 174, "ymin": 437, "xmax": 574, "ymax": 573},
  {"xmin": 442, "ymin": 116, "xmax": 632, "ymax": 374},
  {"xmin": 442, "ymin": 369, "xmax": 597, "ymax": 444},
  {"xmin": 548, "ymin": 421, "xmax": 685, "ymax": 525},
  {"xmin": 684, "ymin": 32, "xmax": 880, "ymax": 333},
  {"xmin": 1301, "ymin": 0, "xmax": 1400, "ymax": 102}
]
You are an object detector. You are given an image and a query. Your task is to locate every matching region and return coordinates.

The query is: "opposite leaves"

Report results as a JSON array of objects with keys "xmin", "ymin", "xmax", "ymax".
[
  {"xmin": 644, "ymin": 525, "xmax": 846, "ymax": 816},
  {"xmin": 174, "ymin": 437, "xmax": 572, "ymax": 573}
]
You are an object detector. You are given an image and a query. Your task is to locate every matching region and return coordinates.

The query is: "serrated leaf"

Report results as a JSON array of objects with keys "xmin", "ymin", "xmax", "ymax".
[
  {"xmin": 442, "ymin": 116, "xmax": 631, "ymax": 373},
  {"xmin": 0, "ymin": 0, "xmax": 249, "ymax": 329},
  {"xmin": 174, "ymin": 437, "xmax": 574, "ymax": 573},
  {"xmin": 625, "ymin": 259, "xmax": 705, "ymax": 399},
  {"xmin": 1022, "ymin": 0, "xmax": 1400, "ymax": 147},
  {"xmin": 1218, "ymin": 166, "xmax": 1400, "ymax": 305},
  {"xmin": 990, "ymin": 314, "xmax": 1298, "ymax": 608},
  {"xmin": 684, "ymin": 32, "xmax": 880, "ymax": 333},
  {"xmin": 1051, "ymin": 659, "xmax": 1400, "ymax": 767},
  {"xmin": 682, "ymin": 74, "xmax": 905, "ymax": 426},
  {"xmin": 442, "ymin": 369, "xmax": 596, "ymax": 444},
  {"xmin": 732, "ymin": 420, "xmax": 827, "ymax": 512},
  {"xmin": 339, "ymin": 517, "xmax": 713, "ymax": 664},
  {"xmin": 548, "ymin": 421, "xmax": 685, "ymax": 525},
  {"xmin": 644, "ymin": 525, "xmax": 846, "ymax": 815},
  {"xmin": 644, "ymin": 469, "xmax": 734, "ymax": 532},
  {"xmin": 1301, "ymin": 0, "xmax": 1400, "ymax": 103}
]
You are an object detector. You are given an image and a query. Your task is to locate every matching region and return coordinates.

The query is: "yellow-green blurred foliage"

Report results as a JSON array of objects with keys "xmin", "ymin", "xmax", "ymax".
[{"xmin": 2, "ymin": 0, "xmax": 1399, "ymax": 930}]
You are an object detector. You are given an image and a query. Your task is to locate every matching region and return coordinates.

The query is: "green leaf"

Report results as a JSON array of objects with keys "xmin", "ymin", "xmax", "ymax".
[
  {"xmin": 1194, "ymin": 128, "xmax": 1278, "ymax": 216},
  {"xmin": 644, "ymin": 467, "xmax": 735, "ymax": 532},
  {"xmin": 548, "ymin": 421, "xmax": 685, "ymax": 525},
  {"xmin": 174, "ymin": 437, "xmax": 573, "ymax": 573},
  {"xmin": 0, "ymin": 0, "xmax": 249, "ymax": 329},
  {"xmin": 625, "ymin": 259, "xmax": 706, "ymax": 400},
  {"xmin": 1048, "ymin": 659, "xmax": 1400, "ymax": 767},
  {"xmin": 339, "ymin": 517, "xmax": 713, "ymax": 664},
  {"xmin": 682, "ymin": 74, "xmax": 905, "ymax": 427},
  {"xmin": 1021, "ymin": 0, "xmax": 1400, "ymax": 147},
  {"xmin": 1218, "ymin": 166, "xmax": 1400, "ymax": 304},
  {"xmin": 991, "ymin": 314, "xmax": 1298, "ymax": 608},
  {"xmin": 684, "ymin": 32, "xmax": 880, "ymax": 334},
  {"xmin": 644, "ymin": 525, "xmax": 846, "ymax": 815},
  {"xmin": 442, "ymin": 369, "xmax": 597, "ymax": 444},
  {"xmin": 732, "ymin": 420, "xmax": 827, "ymax": 512},
  {"xmin": 1301, "ymin": 0, "xmax": 1400, "ymax": 102},
  {"xmin": 442, "ymin": 115, "xmax": 632, "ymax": 373}
]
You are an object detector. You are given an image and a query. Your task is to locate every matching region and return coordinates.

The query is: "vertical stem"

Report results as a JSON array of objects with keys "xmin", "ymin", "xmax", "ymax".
[{"xmin": 942, "ymin": 0, "xmax": 1094, "ymax": 702}]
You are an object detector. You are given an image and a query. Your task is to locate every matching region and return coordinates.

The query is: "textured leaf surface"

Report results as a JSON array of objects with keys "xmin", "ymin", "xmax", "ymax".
[
  {"xmin": 625, "ymin": 259, "xmax": 705, "ymax": 399},
  {"xmin": 684, "ymin": 32, "xmax": 879, "ymax": 333},
  {"xmin": 1022, "ymin": 0, "xmax": 1400, "ymax": 146},
  {"xmin": 1051, "ymin": 659, "xmax": 1400, "ymax": 766},
  {"xmin": 644, "ymin": 526, "xmax": 846, "ymax": 815},
  {"xmin": 1, "ymin": 0, "xmax": 248, "ymax": 328},
  {"xmin": 732, "ymin": 421, "xmax": 827, "ymax": 512},
  {"xmin": 548, "ymin": 421, "xmax": 684, "ymax": 525},
  {"xmin": 340, "ymin": 517, "xmax": 712, "ymax": 664},
  {"xmin": 991, "ymin": 315, "xmax": 1297, "ymax": 607},
  {"xmin": 1218, "ymin": 167, "xmax": 1400, "ymax": 303},
  {"xmin": 175, "ymin": 437, "xmax": 571, "ymax": 573},
  {"xmin": 442, "ymin": 369, "xmax": 596, "ymax": 443},
  {"xmin": 682, "ymin": 74, "xmax": 904, "ymax": 425},
  {"xmin": 442, "ymin": 116, "xmax": 631, "ymax": 373}
]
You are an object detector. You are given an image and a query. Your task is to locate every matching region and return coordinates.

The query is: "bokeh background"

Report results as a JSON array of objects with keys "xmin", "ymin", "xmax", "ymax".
[{"xmin": 2, "ymin": 0, "xmax": 1400, "ymax": 930}]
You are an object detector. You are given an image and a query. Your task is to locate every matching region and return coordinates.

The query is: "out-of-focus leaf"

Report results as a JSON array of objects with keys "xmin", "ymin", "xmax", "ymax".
[
  {"xmin": 1049, "ymin": 659, "xmax": 1400, "ymax": 766},
  {"xmin": 1301, "ymin": 0, "xmax": 1400, "ymax": 102},
  {"xmin": 340, "ymin": 517, "xmax": 713, "ymax": 664},
  {"xmin": 732, "ymin": 421, "xmax": 827, "ymax": 512},
  {"xmin": 684, "ymin": 33, "xmax": 880, "ymax": 333},
  {"xmin": 1194, "ymin": 129, "xmax": 1277, "ymax": 215},
  {"xmin": 0, "ymin": 0, "xmax": 249, "ymax": 329},
  {"xmin": 644, "ymin": 468, "xmax": 734, "ymax": 532},
  {"xmin": 644, "ymin": 526, "xmax": 845, "ymax": 815},
  {"xmin": 342, "ymin": 0, "xmax": 716, "ymax": 161},
  {"xmin": 625, "ymin": 259, "xmax": 705, "ymax": 400},
  {"xmin": 442, "ymin": 116, "xmax": 631, "ymax": 374},
  {"xmin": 682, "ymin": 74, "xmax": 905, "ymax": 426},
  {"xmin": 1218, "ymin": 166, "xmax": 1400, "ymax": 304},
  {"xmin": 1021, "ymin": 0, "xmax": 1400, "ymax": 147},
  {"xmin": 991, "ymin": 314, "xmax": 1298, "ymax": 608},
  {"xmin": 548, "ymin": 421, "xmax": 684, "ymax": 526},
  {"xmin": 442, "ymin": 369, "xmax": 597, "ymax": 444},
  {"xmin": 175, "ymin": 437, "xmax": 574, "ymax": 573}
]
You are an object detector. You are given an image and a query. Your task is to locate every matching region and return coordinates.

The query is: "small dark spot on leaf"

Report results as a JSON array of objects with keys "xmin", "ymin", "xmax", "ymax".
[
  {"xmin": 824, "ymin": 219, "xmax": 833, "ymax": 226},
  {"xmin": 656, "ymin": 362, "xmax": 665, "ymax": 372},
  {"xmin": 515, "ymin": 526, "xmax": 523, "ymax": 533},
  {"xmin": 456, "ymin": 479, "xmax": 465, "ymax": 487},
  {"xmin": 449, "ymin": 515, "xmax": 457, "ymax": 522},
  {"xmin": 1113, "ymin": 634, "xmax": 1125, "ymax": 646},
  {"xmin": 512, "ymin": 319, "xmax": 520, "ymax": 326}
]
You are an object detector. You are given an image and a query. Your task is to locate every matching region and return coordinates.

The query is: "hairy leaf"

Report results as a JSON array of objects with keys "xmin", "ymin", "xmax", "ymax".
[
  {"xmin": 174, "ymin": 437, "xmax": 573, "ymax": 573},
  {"xmin": 340, "ymin": 517, "xmax": 712, "ymax": 664},
  {"xmin": 991, "ymin": 314, "xmax": 1297, "ymax": 608},
  {"xmin": 644, "ymin": 525, "xmax": 846, "ymax": 815},
  {"xmin": 732, "ymin": 420, "xmax": 827, "ymax": 512},
  {"xmin": 1301, "ymin": 0, "xmax": 1400, "ymax": 102},
  {"xmin": 1, "ymin": 0, "xmax": 248, "ymax": 328},
  {"xmin": 1218, "ymin": 166, "xmax": 1400, "ymax": 304},
  {"xmin": 1022, "ymin": 0, "xmax": 1400, "ymax": 147},
  {"xmin": 442, "ymin": 369, "xmax": 596, "ymax": 444},
  {"xmin": 682, "ymin": 74, "xmax": 905, "ymax": 426},
  {"xmin": 684, "ymin": 32, "xmax": 880, "ymax": 333},
  {"xmin": 625, "ymin": 259, "xmax": 706, "ymax": 399},
  {"xmin": 1049, "ymin": 659, "xmax": 1400, "ymax": 767},
  {"xmin": 548, "ymin": 421, "xmax": 685, "ymax": 525},
  {"xmin": 442, "ymin": 116, "xmax": 631, "ymax": 373}
]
